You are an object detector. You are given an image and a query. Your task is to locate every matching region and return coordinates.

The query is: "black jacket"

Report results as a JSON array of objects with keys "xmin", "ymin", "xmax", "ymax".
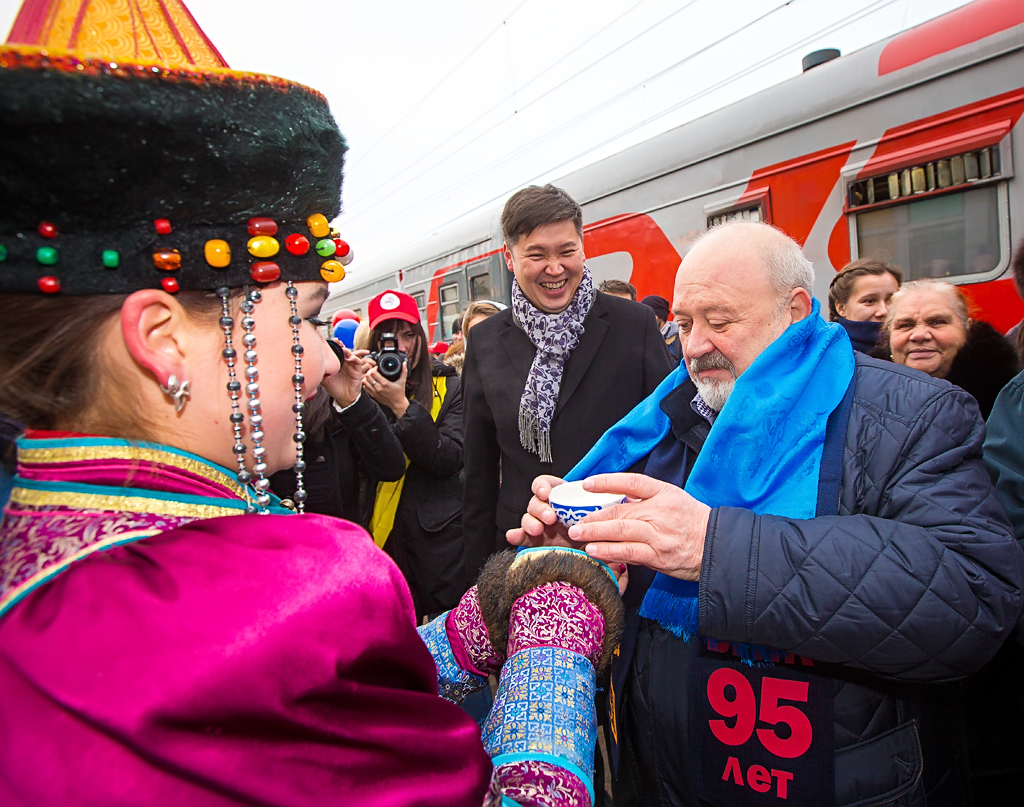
[
  {"xmin": 617, "ymin": 355, "xmax": 1024, "ymax": 807},
  {"xmin": 944, "ymin": 320, "xmax": 1020, "ymax": 419},
  {"xmin": 461, "ymin": 292, "xmax": 672, "ymax": 580},
  {"xmin": 269, "ymin": 392, "xmax": 406, "ymax": 524},
  {"xmin": 381, "ymin": 361, "xmax": 465, "ymax": 619}
]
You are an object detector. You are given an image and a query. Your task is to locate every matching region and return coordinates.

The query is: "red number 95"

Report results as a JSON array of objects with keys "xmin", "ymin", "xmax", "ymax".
[{"xmin": 706, "ymin": 669, "xmax": 813, "ymax": 759}]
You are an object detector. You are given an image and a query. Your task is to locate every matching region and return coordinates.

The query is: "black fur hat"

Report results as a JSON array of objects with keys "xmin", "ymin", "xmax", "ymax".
[{"xmin": 0, "ymin": 1, "xmax": 347, "ymax": 295}]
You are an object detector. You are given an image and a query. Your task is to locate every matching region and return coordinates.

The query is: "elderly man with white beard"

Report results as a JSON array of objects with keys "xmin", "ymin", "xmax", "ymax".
[{"xmin": 509, "ymin": 221, "xmax": 1024, "ymax": 807}]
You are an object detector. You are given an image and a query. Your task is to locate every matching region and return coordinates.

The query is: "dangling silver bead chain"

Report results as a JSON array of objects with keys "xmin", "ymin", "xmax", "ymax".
[
  {"xmin": 218, "ymin": 287, "xmax": 254, "ymax": 513},
  {"xmin": 240, "ymin": 287, "xmax": 271, "ymax": 514},
  {"xmin": 286, "ymin": 281, "xmax": 307, "ymax": 514}
]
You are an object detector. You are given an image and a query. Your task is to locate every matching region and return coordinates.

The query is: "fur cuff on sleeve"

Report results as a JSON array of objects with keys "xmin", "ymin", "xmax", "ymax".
[{"xmin": 477, "ymin": 548, "xmax": 624, "ymax": 675}]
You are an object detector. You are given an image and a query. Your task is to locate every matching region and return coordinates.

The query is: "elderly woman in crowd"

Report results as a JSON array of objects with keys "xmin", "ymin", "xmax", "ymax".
[
  {"xmin": 827, "ymin": 257, "xmax": 902, "ymax": 352},
  {"xmin": 883, "ymin": 278, "xmax": 1019, "ymax": 417},
  {"xmin": 0, "ymin": 2, "xmax": 620, "ymax": 805}
]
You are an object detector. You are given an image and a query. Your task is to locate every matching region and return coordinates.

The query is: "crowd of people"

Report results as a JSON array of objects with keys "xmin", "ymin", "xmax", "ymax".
[{"xmin": 2, "ymin": 1, "xmax": 1024, "ymax": 806}]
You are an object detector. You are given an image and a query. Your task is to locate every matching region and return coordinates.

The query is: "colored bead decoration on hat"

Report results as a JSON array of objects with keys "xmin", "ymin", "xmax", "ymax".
[
  {"xmin": 153, "ymin": 248, "xmax": 181, "ymax": 271},
  {"xmin": 315, "ymin": 238, "xmax": 336, "ymax": 257},
  {"xmin": 285, "ymin": 233, "xmax": 310, "ymax": 255},
  {"xmin": 204, "ymin": 239, "xmax": 231, "ymax": 268},
  {"xmin": 250, "ymin": 261, "xmax": 281, "ymax": 283},
  {"xmin": 38, "ymin": 222, "xmax": 58, "ymax": 239},
  {"xmin": 154, "ymin": 219, "xmax": 172, "ymax": 235},
  {"xmin": 247, "ymin": 235, "xmax": 280, "ymax": 258},
  {"xmin": 102, "ymin": 250, "xmax": 120, "ymax": 268},
  {"xmin": 307, "ymin": 213, "xmax": 330, "ymax": 238},
  {"xmin": 161, "ymin": 277, "xmax": 180, "ymax": 293},
  {"xmin": 36, "ymin": 246, "xmax": 58, "ymax": 265},
  {"xmin": 37, "ymin": 275, "xmax": 61, "ymax": 293},
  {"xmin": 320, "ymin": 260, "xmax": 345, "ymax": 282},
  {"xmin": 339, "ymin": 248, "xmax": 355, "ymax": 266},
  {"xmin": 333, "ymin": 238, "xmax": 351, "ymax": 257},
  {"xmin": 247, "ymin": 217, "xmax": 278, "ymax": 236},
  {"xmin": 0, "ymin": 245, "xmax": 7, "ymax": 262}
]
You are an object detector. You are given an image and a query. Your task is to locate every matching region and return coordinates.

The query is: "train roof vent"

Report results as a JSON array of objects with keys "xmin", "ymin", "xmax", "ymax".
[
  {"xmin": 802, "ymin": 48, "xmax": 840, "ymax": 72},
  {"xmin": 848, "ymin": 145, "xmax": 1002, "ymax": 210}
]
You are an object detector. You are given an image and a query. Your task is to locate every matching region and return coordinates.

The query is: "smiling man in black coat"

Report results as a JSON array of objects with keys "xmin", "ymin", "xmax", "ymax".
[{"xmin": 461, "ymin": 184, "xmax": 672, "ymax": 582}]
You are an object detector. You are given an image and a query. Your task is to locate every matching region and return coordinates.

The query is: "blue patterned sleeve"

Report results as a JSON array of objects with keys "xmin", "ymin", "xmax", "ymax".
[
  {"xmin": 417, "ymin": 611, "xmax": 489, "ymax": 704},
  {"xmin": 480, "ymin": 578, "xmax": 606, "ymax": 806},
  {"xmin": 482, "ymin": 646, "xmax": 597, "ymax": 806}
]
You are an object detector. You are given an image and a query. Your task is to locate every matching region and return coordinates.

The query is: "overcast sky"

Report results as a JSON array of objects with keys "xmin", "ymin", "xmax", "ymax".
[{"xmin": 1, "ymin": 0, "xmax": 973, "ymax": 280}]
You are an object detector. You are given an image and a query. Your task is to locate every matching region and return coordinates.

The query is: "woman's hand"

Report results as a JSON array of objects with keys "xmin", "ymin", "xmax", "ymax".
[
  {"xmin": 322, "ymin": 345, "xmax": 370, "ymax": 407},
  {"xmin": 363, "ymin": 359, "xmax": 410, "ymax": 418}
]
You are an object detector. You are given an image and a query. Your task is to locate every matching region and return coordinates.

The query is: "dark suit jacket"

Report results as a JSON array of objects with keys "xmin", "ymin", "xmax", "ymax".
[{"xmin": 461, "ymin": 291, "xmax": 673, "ymax": 579}]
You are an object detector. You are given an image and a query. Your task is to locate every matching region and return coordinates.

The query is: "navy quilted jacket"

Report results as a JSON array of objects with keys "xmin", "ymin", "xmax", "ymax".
[{"xmin": 620, "ymin": 355, "xmax": 1024, "ymax": 807}]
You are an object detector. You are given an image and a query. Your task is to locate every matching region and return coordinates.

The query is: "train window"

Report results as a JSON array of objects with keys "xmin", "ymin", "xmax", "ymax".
[
  {"xmin": 847, "ymin": 146, "xmax": 1000, "ymax": 209},
  {"xmin": 439, "ymin": 283, "xmax": 461, "ymax": 338},
  {"xmin": 470, "ymin": 273, "xmax": 491, "ymax": 301},
  {"xmin": 855, "ymin": 185, "xmax": 1001, "ymax": 280},
  {"xmin": 706, "ymin": 204, "xmax": 763, "ymax": 229},
  {"xmin": 411, "ymin": 291, "xmax": 426, "ymax": 312}
]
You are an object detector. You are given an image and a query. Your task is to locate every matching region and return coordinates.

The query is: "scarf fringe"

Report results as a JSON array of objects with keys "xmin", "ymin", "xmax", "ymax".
[
  {"xmin": 637, "ymin": 575, "xmax": 700, "ymax": 639},
  {"xmin": 519, "ymin": 409, "xmax": 553, "ymax": 464},
  {"xmin": 637, "ymin": 583, "xmax": 782, "ymax": 667},
  {"xmin": 705, "ymin": 637, "xmax": 783, "ymax": 667}
]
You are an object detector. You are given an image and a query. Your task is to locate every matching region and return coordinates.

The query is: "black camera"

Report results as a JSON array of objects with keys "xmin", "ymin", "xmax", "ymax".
[{"xmin": 369, "ymin": 332, "xmax": 408, "ymax": 382}]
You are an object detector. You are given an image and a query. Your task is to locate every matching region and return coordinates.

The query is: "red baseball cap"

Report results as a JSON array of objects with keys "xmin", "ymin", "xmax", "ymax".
[
  {"xmin": 429, "ymin": 341, "xmax": 450, "ymax": 354},
  {"xmin": 368, "ymin": 290, "xmax": 421, "ymax": 330}
]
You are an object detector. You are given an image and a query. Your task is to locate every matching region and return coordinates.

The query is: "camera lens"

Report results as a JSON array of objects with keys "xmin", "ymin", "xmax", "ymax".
[{"xmin": 378, "ymin": 353, "xmax": 403, "ymax": 381}]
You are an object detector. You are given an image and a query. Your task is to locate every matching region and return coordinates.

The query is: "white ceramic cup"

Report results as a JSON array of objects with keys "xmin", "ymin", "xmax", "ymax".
[{"xmin": 547, "ymin": 479, "xmax": 627, "ymax": 527}]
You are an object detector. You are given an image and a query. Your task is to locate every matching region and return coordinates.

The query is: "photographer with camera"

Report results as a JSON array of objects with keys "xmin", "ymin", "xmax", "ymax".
[{"xmin": 364, "ymin": 290, "xmax": 466, "ymax": 621}]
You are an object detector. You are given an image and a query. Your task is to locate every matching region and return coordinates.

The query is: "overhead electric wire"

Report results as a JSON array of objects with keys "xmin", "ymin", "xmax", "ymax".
[
  {"xmin": 349, "ymin": 0, "xmax": 531, "ymax": 168},
  {"xmin": 348, "ymin": 0, "xmax": 660, "ymax": 207},
  {"xmin": 519, "ymin": 0, "xmax": 902, "ymax": 187},
  {"xmin": 340, "ymin": 0, "xmax": 796, "ymax": 231},
  {"xmin": 346, "ymin": 0, "xmax": 900, "ymax": 266}
]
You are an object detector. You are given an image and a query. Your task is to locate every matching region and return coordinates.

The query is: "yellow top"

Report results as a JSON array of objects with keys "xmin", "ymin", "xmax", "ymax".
[{"xmin": 5, "ymin": 0, "xmax": 228, "ymax": 68}]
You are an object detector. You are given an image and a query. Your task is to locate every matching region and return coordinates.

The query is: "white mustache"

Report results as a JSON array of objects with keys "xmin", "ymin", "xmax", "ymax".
[{"xmin": 688, "ymin": 351, "xmax": 735, "ymax": 375}]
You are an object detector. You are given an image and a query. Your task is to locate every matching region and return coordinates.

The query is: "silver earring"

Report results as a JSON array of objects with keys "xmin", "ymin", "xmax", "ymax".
[{"xmin": 159, "ymin": 374, "xmax": 191, "ymax": 413}]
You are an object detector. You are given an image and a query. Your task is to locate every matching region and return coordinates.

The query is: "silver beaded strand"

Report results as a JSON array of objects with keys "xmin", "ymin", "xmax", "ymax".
[
  {"xmin": 286, "ymin": 282, "xmax": 307, "ymax": 513},
  {"xmin": 240, "ymin": 287, "xmax": 272, "ymax": 514},
  {"xmin": 218, "ymin": 287, "xmax": 255, "ymax": 513}
]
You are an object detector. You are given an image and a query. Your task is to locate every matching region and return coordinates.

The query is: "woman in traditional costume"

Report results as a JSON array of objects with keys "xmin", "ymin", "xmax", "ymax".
[{"xmin": 0, "ymin": 2, "xmax": 621, "ymax": 805}]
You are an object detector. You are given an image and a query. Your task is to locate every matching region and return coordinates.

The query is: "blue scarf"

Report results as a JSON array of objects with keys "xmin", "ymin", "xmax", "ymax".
[{"xmin": 566, "ymin": 299, "xmax": 855, "ymax": 654}]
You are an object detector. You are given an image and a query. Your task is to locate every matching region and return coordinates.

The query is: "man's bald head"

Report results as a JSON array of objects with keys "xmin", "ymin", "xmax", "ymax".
[
  {"xmin": 685, "ymin": 221, "xmax": 814, "ymax": 308},
  {"xmin": 671, "ymin": 222, "xmax": 814, "ymax": 410}
]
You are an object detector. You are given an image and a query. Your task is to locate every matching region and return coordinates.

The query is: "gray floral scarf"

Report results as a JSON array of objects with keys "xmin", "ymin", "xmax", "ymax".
[{"xmin": 511, "ymin": 266, "xmax": 595, "ymax": 463}]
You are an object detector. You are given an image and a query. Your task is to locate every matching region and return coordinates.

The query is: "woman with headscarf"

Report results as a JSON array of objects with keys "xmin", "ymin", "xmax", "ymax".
[{"xmin": 0, "ymin": 3, "xmax": 620, "ymax": 805}]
